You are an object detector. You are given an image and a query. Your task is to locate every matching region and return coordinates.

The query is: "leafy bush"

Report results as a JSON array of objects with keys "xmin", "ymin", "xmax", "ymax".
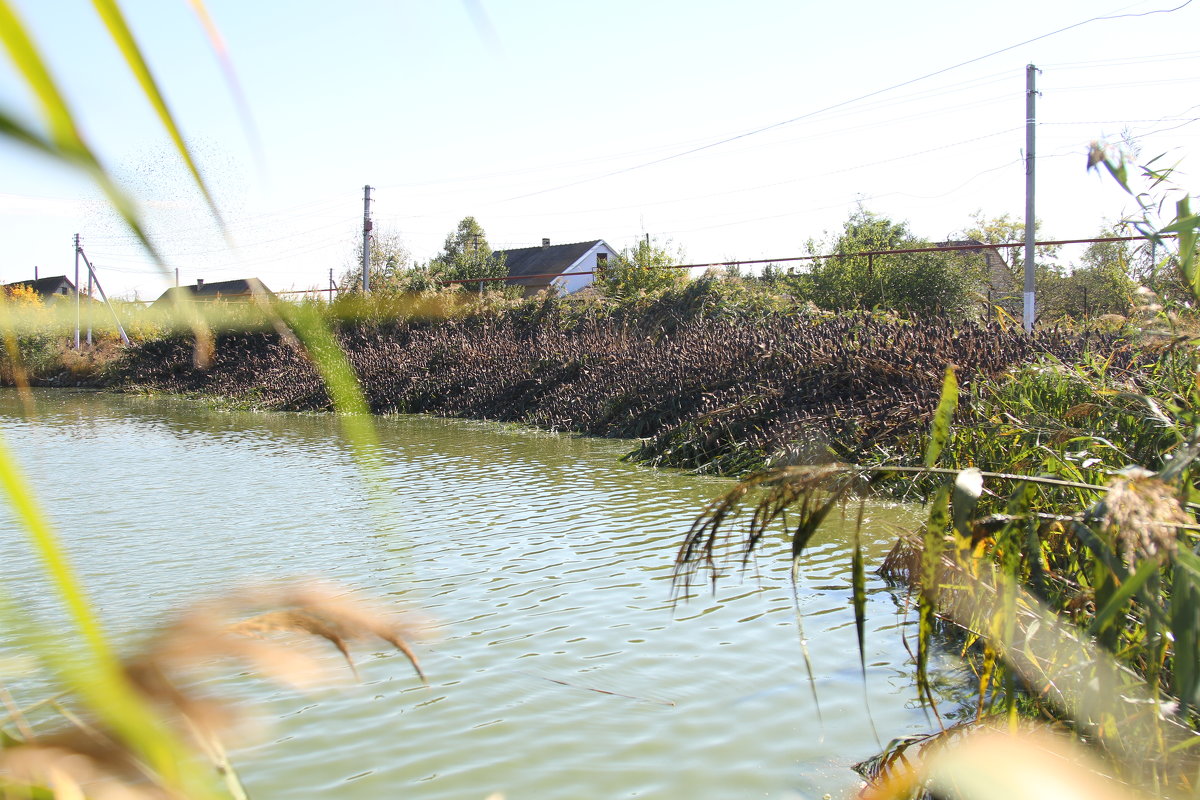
[
  {"xmin": 595, "ymin": 235, "xmax": 686, "ymax": 299},
  {"xmin": 799, "ymin": 208, "xmax": 987, "ymax": 317}
]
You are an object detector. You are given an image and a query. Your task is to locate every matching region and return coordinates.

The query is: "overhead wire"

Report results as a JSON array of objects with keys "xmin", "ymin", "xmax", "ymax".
[{"xmin": 499, "ymin": 0, "xmax": 1196, "ymax": 202}]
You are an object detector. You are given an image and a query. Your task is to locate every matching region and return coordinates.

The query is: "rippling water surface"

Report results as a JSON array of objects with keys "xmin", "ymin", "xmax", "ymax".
[{"xmin": 0, "ymin": 389, "xmax": 933, "ymax": 799}]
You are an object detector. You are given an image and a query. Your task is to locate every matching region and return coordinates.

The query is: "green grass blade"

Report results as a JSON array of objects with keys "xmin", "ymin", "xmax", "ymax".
[
  {"xmin": 0, "ymin": 105, "xmax": 62, "ymax": 156},
  {"xmin": 275, "ymin": 301, "xmax": 379, "ymax": 463},
  {"xmin": 0, "ymin": 8, "xmax": 171, "ymax": 272},
  {"xmin": 917, "ymin": 483, "xmax": 950, "ymax": 718},
  {"xmin": 0, "ymin": 432, "xmax": 220, "ymax": 799},
  {"xmin": 0, "ymin": 0, "xmax": 82, "ymax": 143},
  {"xmin": 1088, "ymin": 556, "xmax": 1160, "ymax": 638},
  {"xmin": 90, "ymin": 0, "xmax": 224, "ymax": 227},
  {"xmin": 925, "ymin": 366, "xmax": 959, "ymax": 468},
  {"xmin": 1172, "ymin": 550, "xmax": 1200, "ymax": 710},
  {"xmin": 852, "ymin": 504, "xmax": 867, "ymax": 679}
]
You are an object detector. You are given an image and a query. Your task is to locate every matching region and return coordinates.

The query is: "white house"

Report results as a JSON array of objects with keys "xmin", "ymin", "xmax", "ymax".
[{"xmin": 498, "ymin": 239, "xmax": 618, "ymax": 296}]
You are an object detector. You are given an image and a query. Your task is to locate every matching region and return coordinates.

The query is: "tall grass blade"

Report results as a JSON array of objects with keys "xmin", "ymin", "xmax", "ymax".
[
  {"xmin": 852, "ymin": 503, "xmax": 868, "ymax": 681},
  {"xmin": 851, "ymin": 501, "xmax": 881, "ymax": 746},
  {"xmin": 1087, "ymin": 556, "xmax": 1160, "ymax": 638},
  {"xmin": 1171, "ymin": 549, "xmax": 1200, "ymax": 711},
  {"xmin": 788, "ymin": 568, "xmax": 824, "ymax": 735},
  {"xmin": 925, "ymin": 366, "xmax": 958, "ymax": 468},
  {"xmin": 1161, "ymin": 197, "xmax": 1198, "ymax": 296},
  {"xmin": 918, "ymin": 484, "xmax": 950, "ymax": 718},
  {"xmin": 184, "ymin": 0, "xmax": 264, "ymax": 171},
  {"xmin": 0, "ymin": 9, "xmax": 171, "ymax": 272},
  {"xmin": 275, "ymin": 302, "xmax": 376, "ymax": 459},
  {"xmin": 786, "ymin": 488, "xmax": 849, "ymax": 736},
  {"xmin": 0, "ymin": 435, "xmax": 219, "ymax": 799},
  {"xmin": 0, "ymin": 0, "xmax": 81, "ymax": 143},
  {"xmin": 90, "ymin": 0, "xmax": 224, "ymax": 227}
]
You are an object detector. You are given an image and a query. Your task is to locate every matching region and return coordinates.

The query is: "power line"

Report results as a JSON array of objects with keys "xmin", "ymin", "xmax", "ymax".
[
  {"xmin": 1041, "ymin": 49, "xmax": 1200, "ymax": 69},
  {"xmin": 501, "ymin": 0, "xmax": 1195, "ymax": 202}
]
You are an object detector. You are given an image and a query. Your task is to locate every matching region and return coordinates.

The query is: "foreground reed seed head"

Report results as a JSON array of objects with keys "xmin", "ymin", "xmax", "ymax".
[
  {"xmin": 142, "ymin": 581, "xmax": 430, "ymax": 696},
  {"xmin": 858, "ymin": 722, "xmax": 1148, "ymax": 800},
  {"xmin": 1, "ymin": 741, "xmax": 166, "ymax": 800},
  {"xmin": 1100, "ymin": 467, "xmax": 1187, "ymax": 564},
  {"xmin": 0, "ymin": 581, "xmax": 428, "ymax": 798}
]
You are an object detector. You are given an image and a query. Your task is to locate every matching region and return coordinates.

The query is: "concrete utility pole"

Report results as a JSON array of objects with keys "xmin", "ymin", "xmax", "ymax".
[
  {"xmin": 73, "ymin": 233, "xmax": 81, "ymax": 349},
  {"xmin": 1023, "ymin": 64, "xmax": 1039, "ymax": 334},
  {"xmin": 76, "ymin": 244, "xmax": 130, "ymax": 345},
  {"xmin": 86, "ymin": 264, "xmax": 93, "ymax": 346},
  {"xmin": 362, "ymin": 185, "xmax": 373, "ymax": 293}
]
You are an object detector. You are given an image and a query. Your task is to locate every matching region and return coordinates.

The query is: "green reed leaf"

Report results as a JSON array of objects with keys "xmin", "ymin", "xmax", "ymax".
[
  {"xmin": 925, "ymin": 366, "xmax": 958, "ymax": 468},
  {"xmin": 275, "ymin": 302, "xmax": 379, "ymax": 463},
  {"xmin": 0, "ymin": 432, "xmax": 220, "ymax": 799},
  {"xmin": 851, "ymin": 503, "xmax": 867, "ymax": 682},
  {"xmin": 1172, "ymin": 550, "xmax": 1200, "ymax": 710},
  {"xmin": 0, "ymin": 0, "xmax": 80, "ymax": 143},
  {"xmin": 0, "ymin": 17, "xmax": 166, "ymax": 271},
  {"xmin": 1088, "ymin": 556, "xmax": 1160, "ymax": 638},
  {"xmin": 917, "ymin": 483, "xmax": 950, "ymax": 713},
  {"xmin": 90, "ymin": 0, "xmax": 224, "ymax": 228}
]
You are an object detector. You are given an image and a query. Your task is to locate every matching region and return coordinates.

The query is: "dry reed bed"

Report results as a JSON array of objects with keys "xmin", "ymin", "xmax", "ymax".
[{"xmin": 115, "ymin": 311, "xmax": 1127, "ymax": 473}]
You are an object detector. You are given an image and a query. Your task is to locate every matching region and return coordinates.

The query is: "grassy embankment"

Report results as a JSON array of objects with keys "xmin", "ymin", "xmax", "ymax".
[{"xmin": 90, "ymin": 280, "xmax": 1133, "ymax": 477}]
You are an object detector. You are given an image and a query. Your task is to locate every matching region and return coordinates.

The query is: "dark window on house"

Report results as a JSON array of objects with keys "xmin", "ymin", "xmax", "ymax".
[
  {"xmin": 59, "ymin": 287, "xmax": 67, "ymax": 295},
  {"xmin": 596, "ymin": 253, "xmax": 608, "ymax": 265}
]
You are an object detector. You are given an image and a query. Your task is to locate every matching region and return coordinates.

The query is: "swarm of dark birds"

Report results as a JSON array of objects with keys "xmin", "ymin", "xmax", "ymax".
[{"xmin": 116, "ymin": 308, "xmax": 1129, "ymax": 474}]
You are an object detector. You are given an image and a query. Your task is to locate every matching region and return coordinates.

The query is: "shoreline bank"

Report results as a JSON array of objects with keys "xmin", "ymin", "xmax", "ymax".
[{"xmin": 106, "ymin": 309, "xmax": 1129, "ymax": 476}]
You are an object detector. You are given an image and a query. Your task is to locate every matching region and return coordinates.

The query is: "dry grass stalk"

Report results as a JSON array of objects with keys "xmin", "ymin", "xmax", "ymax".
[
  {"xmin": 1099, "ymin": 468, "xmax": 1187, "ymax": 564},
  {"xmin": 0, "ymin": 581, "xmax": 427, "ymax": 799}
]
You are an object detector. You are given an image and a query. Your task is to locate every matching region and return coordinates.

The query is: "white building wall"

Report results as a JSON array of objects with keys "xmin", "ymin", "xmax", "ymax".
[{"xmin": 552, "ymin": 241, "xmax": 618, "ymax": 295}]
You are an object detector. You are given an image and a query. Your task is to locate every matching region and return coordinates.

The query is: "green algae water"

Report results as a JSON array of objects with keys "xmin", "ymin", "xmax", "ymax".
[{"xmin": 0, "ymin": 389, "xmax": 933, "ymax": 799}]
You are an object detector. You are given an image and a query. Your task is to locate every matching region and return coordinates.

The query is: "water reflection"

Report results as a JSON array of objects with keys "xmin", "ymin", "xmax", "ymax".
[{"xmin": 0, "ymin": 388, "xmax": 930, "ymax": 799}]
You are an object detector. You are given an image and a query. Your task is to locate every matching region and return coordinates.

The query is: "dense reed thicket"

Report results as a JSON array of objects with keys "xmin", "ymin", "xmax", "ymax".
[{"xmin": 114, "ymin": 297, "xmax": 1129, "ymax": 475}]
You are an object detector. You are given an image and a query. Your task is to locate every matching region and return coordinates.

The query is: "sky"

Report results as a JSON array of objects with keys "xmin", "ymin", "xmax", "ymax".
[{"xmin": 0, "ymin": 0, "xmax": 1197, "ymax": 299}]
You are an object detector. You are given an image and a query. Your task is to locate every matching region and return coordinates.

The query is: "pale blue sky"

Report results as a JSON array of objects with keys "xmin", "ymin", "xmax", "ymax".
[{"xmin": 1, "ymin": 0, "xmax": 1197, "ymax": 297}]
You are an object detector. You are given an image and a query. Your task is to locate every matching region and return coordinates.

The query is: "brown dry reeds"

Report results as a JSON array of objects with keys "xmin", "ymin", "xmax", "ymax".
[{"xmin": 115, "ymin": 306, "xmax": 1130, "ymax": 476}]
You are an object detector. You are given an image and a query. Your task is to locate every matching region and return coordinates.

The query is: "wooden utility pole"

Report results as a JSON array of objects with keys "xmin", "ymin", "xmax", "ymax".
[
  {"xmin": 1023, "ymin": 64, "xmax": 1039, "ymax": 333},
  {"xmin": 362, "ymin": 185, "xmax": 373, "ymax": 293}
]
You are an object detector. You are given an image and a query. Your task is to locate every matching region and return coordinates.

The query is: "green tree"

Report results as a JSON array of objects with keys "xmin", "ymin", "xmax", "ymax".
[
  {"xmin": 338, "ymin": 228, "xmax": 425, "ymax": 293},
  {"xmin": 1073, "ymin": 227, "xmax": 1138, "ymax": 316},
  {"xmin": 1036, "ymin": 226, "xmax": 1153, "ymax": 321},
  {"xmin": 595, "ymin": 235, "xmax": 686, "ymax": 299},
  {"xmin": 802, "ymin": 208, "xmax": 984, "ymax": 316},
  {"xmin": 959, "ymin": 210, "xmax": 1061, "ymax": 280},
  {"xmin": 428, "ymin": 216, "xmax": 507, "ymax": 291}
]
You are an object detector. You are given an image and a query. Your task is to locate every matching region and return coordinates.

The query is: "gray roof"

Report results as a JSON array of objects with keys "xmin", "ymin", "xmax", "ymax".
[
  {"xmin": 4, "ymin": 275, "xmax": 76, "ymax": 298},
  {"xmin": 497, "ymin": 240, "xmax": 604, "ymax": 287},
  {"xmin": 151, "ymin": 278, "xmax": 275, "ymax": 307}
]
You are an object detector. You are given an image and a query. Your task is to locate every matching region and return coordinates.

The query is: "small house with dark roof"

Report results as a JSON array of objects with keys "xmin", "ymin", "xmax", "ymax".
[
  {"xmin": 498, "ymin": 239, "xmax": 617, "ymax": 296},
  {"xmin": 4, "ymin": 275, "xmax": 77, "ymax": 302},
  {"xmin": 150, "ymin": 278, "xmax": 275, "ymax": 308}
]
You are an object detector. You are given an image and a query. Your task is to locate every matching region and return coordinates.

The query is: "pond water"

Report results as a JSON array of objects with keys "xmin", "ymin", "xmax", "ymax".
[{"xmin": 0, "ymin": 389, "xmax": 936, "ymax": 799}]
